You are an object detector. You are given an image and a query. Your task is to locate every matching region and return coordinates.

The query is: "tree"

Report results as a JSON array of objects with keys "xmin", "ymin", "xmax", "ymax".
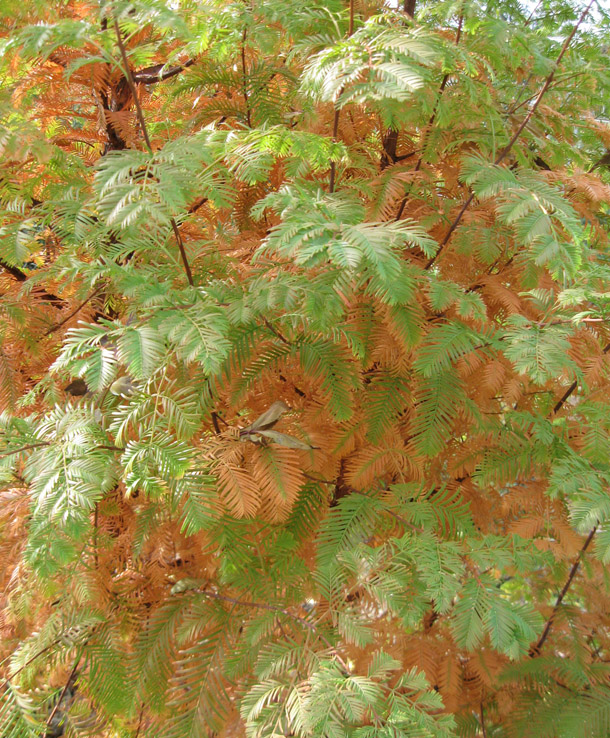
[{"xmin": 1, "ymin": 0, "xmax": 610, "ymax": 735}]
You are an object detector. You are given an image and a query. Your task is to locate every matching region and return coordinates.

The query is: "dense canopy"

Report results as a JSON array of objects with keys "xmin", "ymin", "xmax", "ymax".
[{"xmin": 1, "ymin": 0, "xmax": 610, "ymax": 736}]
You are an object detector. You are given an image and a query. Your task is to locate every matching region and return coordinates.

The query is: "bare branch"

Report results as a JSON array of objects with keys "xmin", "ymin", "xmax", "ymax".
[
  {"xmin": 43, "ymin": 285, "xmax": 104, "ymax": 337},
  {"xmin": 43, "ymin": 655, "xmax": 81, "ymax": 738},
  {"xmin": 133, "ymin": 58, "xmax": 196, "ymax": 84},
  {"xmin": 113, "ymin": 18, "xmax": 195, "ymax": 286},
  {"xmin": 553, "ymin": 342, "xmax": 610, "ymax": 414},
  {"xmin": 529, "ymin": 526, "xmax": 597, "ymax": 656}
]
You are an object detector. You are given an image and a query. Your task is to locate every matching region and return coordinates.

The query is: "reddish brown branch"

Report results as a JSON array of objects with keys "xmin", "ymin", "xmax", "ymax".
[
  {"xmin": 43, "ymin": 285, "xmax": 104, "ymax": 337},
  {"xmin": 113, "ymin": 19, "xmax": 195, "ymax": 285},
  {"xmin": 328, "ymin": 110, "xmax": 342, "ymax": 193},
  {"xmin": 112, "ymin": 18, "xmax": 152, "ymax": 151},
  {"xmin": 0, "ymin": 442, "xmax": 49, "ymax": 459},
  {"xmin": 480, "ymin": 701, "xmax": 488, "ymax": 738},
  {"xmin": 328, "ymin": 0, "xmax": 355, "ymax": 193},
  {"xmin": 553, "ymin": 341, "xmax": 610, "ymax": 414},
  {"xmin": 529, "ymin": 526, "xmax": 597, "ymax": 657},
  {"xmin": 1, "ymin": 640, "xmax": 61, "ymax": 691},
  {"xmin": 134, "ymin": 705, "xmax": 145, "ymax": 738},
  {"xmin": 171, "ymin": 219, "xmax": 195, "ymax": 286},
  {"xmin": 43, "ymin": 655, "xmax": 80, "ymax": 737},
  {"xmin": 187, "ymin": 196, "xmax": 209, "ymax": 214},
  {"xmin": 395, "ymin": 12, "xmax": 463, "ymax": 221},
  {"xmin": 240, "ymin": 26, "xmax": 252, "ymax": 127}
]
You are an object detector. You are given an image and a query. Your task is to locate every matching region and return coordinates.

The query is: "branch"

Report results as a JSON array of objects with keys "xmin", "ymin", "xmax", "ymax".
[
  {"xmin": 240, "ymin": 26, "xmax": 252, "ymax": 127},
  {"xmin": 262, "ymin": 317, "xmax": 290, "ymax": 344},
  {"xmin": 170, "ymin": 219, "xmax": 194, "ymax": 286},
  {"xmin": 112, "ymin": 19, "xmax": 194, "ymax": 286},
  {"xmin": 524, "ymin": 0, "xmax": 543, "ymax": 27},
  {"xmin": 553, "ymin": 341, "xmax": 610, "ymax": 414},
  {"xmin": 187, "ymin": 195, "xmax": 209, "ymax": 214},
  {"xmin": 480, "ymin": 701, "xmax": 488, "ymax": 738},
  {"xmin": 197, "ymin": 588, "xmax": 351, "ymax": 672},
  {"xmin": 403, "ymin": 0, "xmax": 416, "ymax": 16},
  {"xmin": 134, "ymin": 705, "xmax": 145, "ymax": 738},
  {"xmin": 132, "ymin": 58, "xmax": 196, "ymax": 84},
  {"xmin": 0, "ymin": 258, "xmax": 26, "ymax": 282},
  {"xmin": 43, "ymin": 285, "xmax": 104, "ymax": 337},
  {"xmin": 328, "ymin": 0, "xmax": 355, "ymax": 193},
  {"xmin": 0, "ymin": 443, "xmax": 120, "ymax": 460},
  {"xmin": 426, "ymin": 0, "xmax": 595, "ymax": 268},
  {"xmin": 395, "ymin": 11, "xmax": 463, "ymax": 220},
  {"xmin": 328, "ymin": 109, "xmax": 341, "ymax": 193},
  {"xmin": 0, "ymin": 442, "xmax": 49, "ymax": 459},
  {"xmin": 0, "ymin": 640, "xmax": 61, "ymax": 692},
  {"xmin": 43, "ymin": 655, "xmax": 80, "ymax": 738},
  {"xmin": 0, "ymin": 258, "xmax": 64, "ymax": 305},
  {"xmin": 529, "ymin": 526, "xmax": 597, "ymax": 656},
  {"xmin": 112, "ymin": 19, "xmax": 152, "ymax": 151}
]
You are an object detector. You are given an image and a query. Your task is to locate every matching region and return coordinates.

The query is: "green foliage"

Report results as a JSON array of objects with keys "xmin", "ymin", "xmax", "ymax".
[{"xmin": 1, "ymin": 0, "xmax": 610, "ymax": 737}]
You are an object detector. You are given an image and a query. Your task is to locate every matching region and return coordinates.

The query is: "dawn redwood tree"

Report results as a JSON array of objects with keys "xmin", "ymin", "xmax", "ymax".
[{"xmin": 1, "ymin": 0, "xmax": 610, "ymax": 735}]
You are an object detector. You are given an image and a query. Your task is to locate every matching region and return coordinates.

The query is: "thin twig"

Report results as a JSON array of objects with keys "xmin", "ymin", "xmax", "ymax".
[
  {"xmin": 0, "ymin": 443, "xmax": 120, "ymax": 460},
  {"xmin": 328, "ymin": 110, "xmax": 341, "ymax": 193},
  {"xmin": 113, "ymin": 19, "xmax": 152, "ymax": 151},
  {"xmin": 262, "ymin": 317, "xmax": 290, "ymax": 344},
  {"xmin": 529, "ymin": 526, "xmax": 597, "ymax": 656},
  {"xmin": 113, "ymin": 18, "xmax": 194, "ymax": 285},
  {"xmin": 241, "ymin": 26, "xmax": 251, "ymax": 127},
  {"xmin": 134, "ymin": 704, "xmax": 145, "ymax": 738},
  {"xmin": 553, "ymin": 341, "xmax": 610, "ymax": 414},
  {"xmin": 43, "ymin": 654, "xmax": 81, "ymax": 737},
  {"xmin": 44, "ymin": 285, "xmax": 104, "ymax": 337},
  {"xmin": 0, "ymin": 442, "xmax": 49, "ymax": 459},
  {"xmin": 170, "ymin": 219, "xmax": 194, "ymax": 286},
  {"xmin": 395, "ymin": 11, "xmax": 463, "ymax": 221},
  {"xmin": 197, "ymin": 588, "xmax": 351, "ymax": 672},
  {"xmin": 496, "ymin": 2, "xmax": 594, "ymax": 167},
  {"xmin": 426, "ymin": 0, "xmax": 595, "ymax": 268},
  {"xmin": 93, "ymin": 502, "xmax": 99, "ymax": 569},
  {"xmin": 133, "ymin": 58, "xmax": 196, "ymax": 84},
  {"xmin": 524, "ymin": 0, "xmax": 543, "ymax": 27},
  {"xmin": 187, "ymin": 195, "xmax": 209, "ymax": 214},
  {"xmin": 0, "ymin": 640, "xmax": 62, "ymax": 692},
  {"xmin": 328, "ymin": 0, "xmax": 355, "ymax": 193},
  {"xmin": 507, "ymin": 70, "xmax": 590, "ymax": 117},
  {"xmin": 480, "ymin": 701, "xmax": 488, "ymax": 738}
]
